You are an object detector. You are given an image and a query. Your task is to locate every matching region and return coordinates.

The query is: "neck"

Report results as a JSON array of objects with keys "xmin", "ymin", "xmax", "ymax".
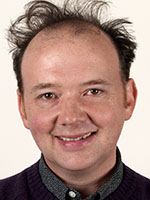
[{"xmin": 45, "ymin": 150, "xmax": 116, "ymax": 198}]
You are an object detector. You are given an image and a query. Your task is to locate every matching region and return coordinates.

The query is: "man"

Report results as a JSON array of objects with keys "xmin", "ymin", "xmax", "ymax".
[{"xmin": 0, "ymin": 0, "xmax": 150, "ymax": 199}]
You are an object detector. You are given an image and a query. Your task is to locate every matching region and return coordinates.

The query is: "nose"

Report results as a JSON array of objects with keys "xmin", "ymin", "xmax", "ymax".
[{"xmin": 57, "ymin": 96, "xmax": 88, "ymax": 126}]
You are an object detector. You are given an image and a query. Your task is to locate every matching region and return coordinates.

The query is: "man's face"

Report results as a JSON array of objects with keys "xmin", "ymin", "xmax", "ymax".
[{"xmin": 18, "ymin": 26, "xmax": 136, "ymax": 173}]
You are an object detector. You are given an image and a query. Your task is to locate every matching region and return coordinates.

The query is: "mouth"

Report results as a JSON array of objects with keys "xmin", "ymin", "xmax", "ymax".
[{"xmin": 57, "ymin": 131, "xmax": 97, "ymax": 142}]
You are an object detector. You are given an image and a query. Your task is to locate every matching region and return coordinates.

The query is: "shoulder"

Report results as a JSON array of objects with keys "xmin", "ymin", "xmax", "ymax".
[
  {"xmin": 124, "ymin": 164, "xmax": 150, "ymax": 185},
  {"xmin": 123, "ymin": 164, "xmax": 150, "ymax": 198},
  {"xmin": 110, "ymin": 164, "xmax": 150, "ymax": 199},
  {"xmin": 0, "ymin": 161, "xmax": 39, "ymax": 200}
]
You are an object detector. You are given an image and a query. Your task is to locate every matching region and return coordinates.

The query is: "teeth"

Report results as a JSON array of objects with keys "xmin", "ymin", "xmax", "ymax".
[
  {"xmin": 82, "ymin": 132, "xmax": 91, "ymax": 139},
  {"xmin": 60, "ymin": 132, "xmax": 93, "ymax": 142}
]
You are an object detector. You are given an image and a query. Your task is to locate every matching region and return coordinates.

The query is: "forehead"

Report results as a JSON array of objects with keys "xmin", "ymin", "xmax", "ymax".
[{"xmin": 21, "ymin": 22, "xmax": 120, "ymax": 85}]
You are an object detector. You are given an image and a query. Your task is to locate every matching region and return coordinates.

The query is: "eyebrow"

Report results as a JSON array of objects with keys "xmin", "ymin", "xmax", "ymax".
[
  {"xmin": 31, "ymin": 79, "xmax": 110, "ymax": 94},
  {"xmin": 31, "ymin": 83, "xmax": 61, "ymax": 94},
  {"xmin": 80, "ymin": 79, "xmax": 110, "ymax": 86}
]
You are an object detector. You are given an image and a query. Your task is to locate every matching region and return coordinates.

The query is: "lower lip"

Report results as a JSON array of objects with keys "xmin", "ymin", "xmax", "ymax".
[{"xmin": 56, "ymin": 133, "xmax": 96, "ymax": 149}]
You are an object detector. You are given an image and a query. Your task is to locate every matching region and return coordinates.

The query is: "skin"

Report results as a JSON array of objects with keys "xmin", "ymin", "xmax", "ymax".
[{"xmin": 18, "ymin": 24, "xmax": 137, "ymax": 197}]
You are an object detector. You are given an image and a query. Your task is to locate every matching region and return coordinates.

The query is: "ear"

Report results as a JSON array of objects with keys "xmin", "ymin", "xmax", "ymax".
[
  {"xmin": 17, "ymin": 89, "xmax": 29, "ymax": 129},
  {"xmin": 125, "ymin": 78, "xmax": 137, "ymax": 121}
]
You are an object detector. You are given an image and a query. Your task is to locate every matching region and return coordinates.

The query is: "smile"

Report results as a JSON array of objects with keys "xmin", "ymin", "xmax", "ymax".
[{"xmin": 58, "ymin": 132, "xmax": 97, "ymax": 142}]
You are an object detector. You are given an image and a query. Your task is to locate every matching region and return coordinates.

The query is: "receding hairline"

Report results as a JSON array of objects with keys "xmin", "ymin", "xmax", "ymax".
[
  {"xmin": 22, "ymin": 19, "xmax": 121, "ymax": 86},
  {"xmin": 22, "ymin": 19, "xmax": 120, "ymax": 75},
  {"xmin": 24, "ymin": 19, "xmax": 120, "ymax": 60},
  {"xmin": 31, "ymin": 20, "xmax": 103, "ymax": 42}
]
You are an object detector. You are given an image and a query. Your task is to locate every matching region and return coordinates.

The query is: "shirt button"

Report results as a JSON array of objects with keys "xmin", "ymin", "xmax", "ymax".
[{"xmin": 68, "ymin": 190, "xmax": 77, "ymax": 198}]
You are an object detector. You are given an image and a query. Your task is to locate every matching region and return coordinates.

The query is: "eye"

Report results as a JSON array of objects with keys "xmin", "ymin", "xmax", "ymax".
[
  {"xmin": 41, "ymin": 92, "xmax": 56, "ymax": 100},
  {"xmin": 86, "ymin": 89, "xmax": 102, "ymax": 96}
]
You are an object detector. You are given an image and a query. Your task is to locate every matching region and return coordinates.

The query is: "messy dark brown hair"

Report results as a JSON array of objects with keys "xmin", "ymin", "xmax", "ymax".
[{"xmin": 7, "ymin": 0, "xmax": 137, "ymax": 94}]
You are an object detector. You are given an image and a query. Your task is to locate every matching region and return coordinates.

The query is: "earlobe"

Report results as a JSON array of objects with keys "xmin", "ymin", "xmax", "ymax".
[
  {"xmin": 17, "ymin": 89, "xmax": 29, "ymax": 129},
  {"xmin": 125, "ymin": 78, "xmax": 137, "ymax": 121}
]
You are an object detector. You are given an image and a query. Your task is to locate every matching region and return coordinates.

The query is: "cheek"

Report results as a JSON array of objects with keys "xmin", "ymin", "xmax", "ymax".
[
  {"xmin": 26, "ymin": 110, "xmax": 54, "ymax": 135},
  {"xmin": 88, "ymin": 103, "xmax": 125, "ymax": 135},
  {"xmin": 89, "ymin": 104, "xmax": 115, "ymax": 125}
]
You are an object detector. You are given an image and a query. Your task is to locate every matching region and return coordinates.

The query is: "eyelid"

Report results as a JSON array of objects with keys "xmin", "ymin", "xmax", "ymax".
[
  {"xmin": 38, "ymin": 92, "xmax": 57, "ymax": 100},
  {"xmin": 84, "ymin": 88, "xmax": 103, "ymax": 96}
]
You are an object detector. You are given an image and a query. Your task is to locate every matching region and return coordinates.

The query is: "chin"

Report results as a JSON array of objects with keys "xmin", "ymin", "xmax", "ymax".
[{"xmin": 55, "ymin": 156, "xmax": 98, "ymax": 172}]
